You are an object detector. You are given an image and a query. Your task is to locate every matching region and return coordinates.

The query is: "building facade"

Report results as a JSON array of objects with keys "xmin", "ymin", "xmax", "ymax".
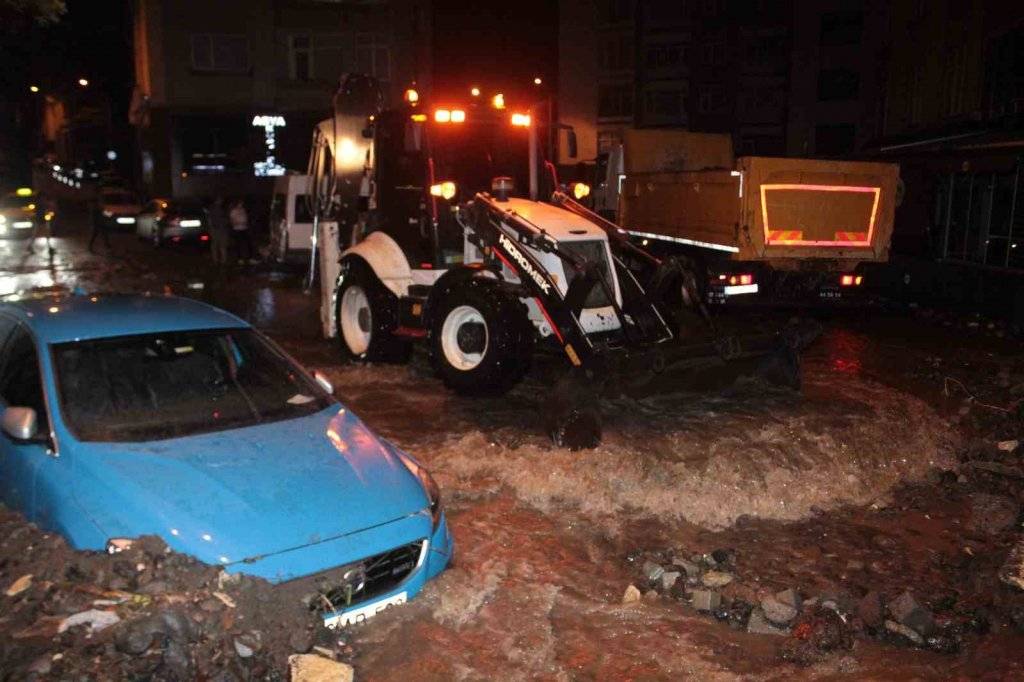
[
  {"xmin": 132, "ymin": 0, "xmax": 431, "ymax": 199},
  {"xmin": 557, "ymin": 0, "xmax": 793, "ymax": 166}
]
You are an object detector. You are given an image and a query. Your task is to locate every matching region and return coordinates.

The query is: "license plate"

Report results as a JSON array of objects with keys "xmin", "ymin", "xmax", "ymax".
[{"xmin": 323, "ymin": 591, "xmax": 407, "ymax": 628}]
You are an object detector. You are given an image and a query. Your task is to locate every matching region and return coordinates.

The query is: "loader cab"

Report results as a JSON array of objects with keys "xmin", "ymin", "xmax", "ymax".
[{"xmin": 370, "ymin": 103, "xmax": 532, "ymax": 268}]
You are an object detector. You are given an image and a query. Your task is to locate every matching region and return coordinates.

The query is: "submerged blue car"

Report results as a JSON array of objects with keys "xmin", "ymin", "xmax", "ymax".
[{"xmin": 0, "ymin": 294, "xmax": 451, "ymax": 626}]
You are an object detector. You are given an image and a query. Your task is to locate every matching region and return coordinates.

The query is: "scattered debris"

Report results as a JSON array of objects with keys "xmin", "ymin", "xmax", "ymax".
[
  {"xmin": 1000, "ymin": 540, "xmax": 1024, "ymax": 591},
  {"xmin": 4, "ymin": 574, "xmax": 32, "ymax": 597},
  {"xmin": 761, "ymin": 590, "xmax": 799, "ymax": 626},
  {"xmin": 58, "ymin": 609, "xmax": 121, "ymax": 634},
  {"xmin": 622, "ymin": 584, "xmax": 642, "ymax": 604},
  {"xmin": 997, "ymin": 439, "xmax": 1019, "ymax": 452},
  {"xmin": 289, "ymin": 653, "xmax": 355, "ymax": 682},
  {"xmin": 888, "ymin": 591, "xmax": 936, "ymax": 638},
  {"xmin": 691, "ymin": 589, "xmax": 721, "ymax": 613},
  {"xmin": 747, "ymin": 608, "xmax": 790, "ymax": 636},
  {"xmin": 701, "ymin": 571, "xmax": 734, "ymax": 588},
  {"xmin": 885, "ymin": 620, "xmax": 924, "ymax": 646}
]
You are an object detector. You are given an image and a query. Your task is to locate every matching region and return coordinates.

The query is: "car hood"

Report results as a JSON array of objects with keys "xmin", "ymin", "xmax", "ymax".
[{"xmin": 70, "ymin": 405, "xmax": 429, "ymax": 567}]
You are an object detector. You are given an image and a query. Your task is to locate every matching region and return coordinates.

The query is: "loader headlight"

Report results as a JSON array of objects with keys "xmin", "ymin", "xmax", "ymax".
[
  {"xmin": 430, "ymin": 181, "xmax": 457, "ymax": 200},
  {"xmin": 397, "ymin": 450, "xmax": 442, "ymax": 530}
]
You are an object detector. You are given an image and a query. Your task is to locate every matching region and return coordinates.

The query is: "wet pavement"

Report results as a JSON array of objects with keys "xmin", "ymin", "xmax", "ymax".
[{"xmin": 3, "ymin": 212, "xmax": 1024, "ymax": 679}]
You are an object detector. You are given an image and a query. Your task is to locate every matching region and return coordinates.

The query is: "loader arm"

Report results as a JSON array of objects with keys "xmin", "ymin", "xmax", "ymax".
[{"xmin": 463, "ymin": 193, "xmax": 677, "ymax": 370}]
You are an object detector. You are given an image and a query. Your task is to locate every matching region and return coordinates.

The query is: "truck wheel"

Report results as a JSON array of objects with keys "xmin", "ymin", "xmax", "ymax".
[
  {"xmin": 429, "ymin": 279, "xmax": 533, "ymax": 396},
  {"xmin": 336, "ymin": 261, "xmax": 410, "ymax": 363}
]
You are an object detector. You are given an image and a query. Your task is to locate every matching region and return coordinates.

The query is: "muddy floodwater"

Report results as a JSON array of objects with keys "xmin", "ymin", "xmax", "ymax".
[{"xmin": 3, "ymin": 218, "xmax": 1024, "ymax": 679}]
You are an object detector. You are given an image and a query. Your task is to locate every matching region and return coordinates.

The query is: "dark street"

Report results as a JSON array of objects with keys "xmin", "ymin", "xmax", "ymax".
[{"xmin": 1, "ymin": 209, "xmax": 1022, "ymax": 679}]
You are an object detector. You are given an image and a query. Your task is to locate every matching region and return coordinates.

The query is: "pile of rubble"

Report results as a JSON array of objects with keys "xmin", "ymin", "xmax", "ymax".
[
  {"xmin": 0, "ymin": 506, "xmax": 354, "ymax": 680},
  {"xmin": 623, "ymin": 547, "xmax": 995, "ymax": 666}
]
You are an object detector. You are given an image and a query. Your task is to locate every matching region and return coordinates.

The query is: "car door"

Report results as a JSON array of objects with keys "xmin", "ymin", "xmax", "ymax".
[{"xmin": 0, "ymin": 324, "xmax": 52, "ymax": 518}]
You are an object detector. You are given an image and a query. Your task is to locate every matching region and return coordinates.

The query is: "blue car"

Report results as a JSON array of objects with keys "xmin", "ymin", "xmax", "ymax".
[{"xmin": 0, "ymin": 294, "xmax": 451, "ymax": 626}]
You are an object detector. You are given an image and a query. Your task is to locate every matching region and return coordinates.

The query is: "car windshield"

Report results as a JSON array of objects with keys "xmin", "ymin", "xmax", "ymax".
[{"xmin": 53, "ymin": 329, "xmax": 334, "ymax": 442}]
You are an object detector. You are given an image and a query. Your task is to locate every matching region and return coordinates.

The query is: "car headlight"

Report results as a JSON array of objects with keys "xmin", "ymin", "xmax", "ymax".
[
  {"xmin": 102, "ymin": 210, "xmax": 113, "ymax": 217},
  {"xmin": 396, "ymin": 450, "xmax": 442, "ymax": 530},
  {"xmin": 0, "ymin": 215, "xmax": 6, "ymax": 224}
]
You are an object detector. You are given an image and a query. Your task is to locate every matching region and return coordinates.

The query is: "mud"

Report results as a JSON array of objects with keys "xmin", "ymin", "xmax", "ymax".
[{"xmin": 2, "ymin": 213, "xmax": 1024, "ymax": 679}]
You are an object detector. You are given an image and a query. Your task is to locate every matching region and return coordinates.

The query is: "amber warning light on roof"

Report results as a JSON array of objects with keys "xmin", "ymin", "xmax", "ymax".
[{"xmin": 760, "ymin": 184, "xmax": 881, "ymax": 248}]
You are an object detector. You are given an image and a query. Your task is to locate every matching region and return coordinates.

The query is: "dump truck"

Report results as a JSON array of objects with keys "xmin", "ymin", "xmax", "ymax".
[
  {"xmin": 303, "ymin": 75, "xmax": 817, "ymax": 447},
  {"xmin": 600, "ymin": 130, "xmax": 900, "ymax": 303}
]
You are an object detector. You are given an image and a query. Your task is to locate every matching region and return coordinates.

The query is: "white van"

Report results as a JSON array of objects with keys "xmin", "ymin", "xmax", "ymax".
[{"xmin": 269, "ymin": 174, "xmax": 314, "ymax": 261}]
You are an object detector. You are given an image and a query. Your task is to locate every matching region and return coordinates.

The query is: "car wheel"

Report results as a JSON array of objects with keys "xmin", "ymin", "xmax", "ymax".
[
  {"xmin": 429, "ymin": 278, "xmax": 533, "ymax": 396},
  {"xmin": 335, "ymin": 260, "xmax": 411, "ymax": 363}
]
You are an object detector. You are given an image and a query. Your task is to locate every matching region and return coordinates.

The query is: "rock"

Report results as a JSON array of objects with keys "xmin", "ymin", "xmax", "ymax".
[
  {"xmin": 857, "ymin": 591, "xmax": 884, "ymax": 629},
  {"xmin": 622, "ymin": 584, "xmax": 642, "ymax": 604},
  {"xmin": 701, "ymin": 571, "xmax": 734, "ymax": 588},
  {"xmin": 163, "ymin": 638, "xmax": 193, "ymax": 679},
  {"xmin": 233, "ymin": 639, "xmax": 255, "ymax": 658},
  {"xmin": 968, "ymin": 493, "xmax": 1020, "ymax": 534},
  {"xmin": 138, "ymin": 580, "xmax": 168, "ymax": 595},
  {"xmin": 26, "ymin": 654, "xmax": 52, "ymax": 676},
  {"xmin": 675, "ymin": 560, "xmax": 701, "ymax": 579},
  {"xmin": 642, "ymin": 561, "xmax": 665, "ymax": 583},
  {"xmin": 775, "ymin": 588, "xmax": 802, "ymax": 611},
  {"xmin": 710, "ymin": 548, "xmax": 731, "ymax": 565},
  {"xmin": 660, "ymin": 571, "xmax": 681, "ymax": 592},
  {"xmin": 888, "ymin": 591, "xmax": 936, "ymax": 637},
  {"xmin": 725, "ymin": 599, "xmax": 754, "ymax": 630},
  {"xmin": 761, "ymin": 593, "xmax": 798, "ymax": 625},
  {"xmin": 885, "ymin": 619, "xmax": 924, "ymax": 646},
  {"xmin": 289, "ymin": 654, "xmax": 355, "ymax": 682},
  {"xmin": 999, "ymin": 540, "xmax": 1024, "ymax": 591},
  {"xmin": 997, "ymin": 439, "xmax": 1019, "ymax": 452},
  {"xmin": 4, "ymin": 573, "xmax": 33, "ymax": 597},
  {"xmin": 289, "ymin": 628, "xmax": 315, "ymax": 654},
  {"xmin": 691, "ymin": 589, "xmax": 721, "ymax": 612},
  {"xmin": 747, "ymin": 608, "xmax": 789, "ymax": 636},
  {"xmin": 58, "ymin": 609, "xmax": 121, "ymax": 634}
]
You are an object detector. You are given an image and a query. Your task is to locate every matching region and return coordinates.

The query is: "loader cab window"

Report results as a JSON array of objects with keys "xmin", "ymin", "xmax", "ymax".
[{"xmin": 374, "ymin": 110, "xmax": 433, "ymax": 265}]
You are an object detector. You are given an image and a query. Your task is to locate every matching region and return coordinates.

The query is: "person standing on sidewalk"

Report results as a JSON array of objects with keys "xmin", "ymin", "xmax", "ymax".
[
  {"xmin": 229, "ymin": 198, "xmax": 255, "ymax": 264},
  {"xmin": 206, "ymin": 196, "xmax": 230, "ymax": 265},
  {"xmin": 88, "ymin": 194, "xmax": 112, "ymax": 252},
  {"xmin": 29, "ymin": 193, "xmax": 56, "ymax": 257}
]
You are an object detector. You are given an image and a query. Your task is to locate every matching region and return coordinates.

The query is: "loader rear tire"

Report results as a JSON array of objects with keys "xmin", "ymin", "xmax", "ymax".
[
  {"xmin": 429, "ymin": 278, "xmax": 533, "ymax": 396},
  {"xmin": 336, "ymin": 260, "xmax": 411, "ymax": 363}
]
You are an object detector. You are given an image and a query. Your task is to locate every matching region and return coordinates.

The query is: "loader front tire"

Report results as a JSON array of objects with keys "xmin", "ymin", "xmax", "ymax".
[
  {"xmin": 429, "ymin": 279, "xmax": 533, "ymax": 396},
  {"xmin": 336, "ymin": 260, "xmax": 411, "ymax": 363}
]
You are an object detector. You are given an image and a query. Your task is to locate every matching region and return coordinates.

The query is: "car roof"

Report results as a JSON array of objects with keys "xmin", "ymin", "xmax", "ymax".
[{"xmin": 0, "ymin": 294, "xmax": 249, "ymax": 344}]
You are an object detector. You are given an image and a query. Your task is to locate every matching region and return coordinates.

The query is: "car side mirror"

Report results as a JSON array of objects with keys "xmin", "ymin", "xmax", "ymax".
[
  {"xmin": 313, "ymin": 371, "xmax": 334, "ymax": 394},
  {"xmin": 2, "ymin": 407, "xmax": 38, "ymax": 441}
]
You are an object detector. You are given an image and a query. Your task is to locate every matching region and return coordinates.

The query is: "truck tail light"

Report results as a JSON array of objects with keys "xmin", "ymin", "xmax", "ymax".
[
  {"xmin": 727, "ymin": 273, "xmax": 754, "ymax": 286},
  {"xmin": 840, "ymin": 274, "xmax": 862, "ymax": 286}
]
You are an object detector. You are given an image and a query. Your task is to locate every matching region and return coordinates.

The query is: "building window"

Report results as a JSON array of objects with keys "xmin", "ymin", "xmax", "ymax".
[
  {"xmin": 597, "ymin": 130, "xmax": 622, "ymax": 154},
  {"xmin": 645, "ymin": 43, "xmax": 688, "ymax": 70},
  {"xmin": 599, "ymin": 0, "xmax": 633, "ymax": 24},
  {"xmin": 644, "ymin": 87, "xmax": 687, "ymax": 123},
  {"xmin": 819, "ymin": 11, "xmax": 863, "ymax": 47},
  {"xmin": 191, "ymin": 34, "xmax": 249, "ymax": 73},
  {"xmin": 355, "ymin": 33, "xmax": 391, "ymax": 82},
  {"xmin": 817, "ymin": 68, "xmax": 860, "ymax": 101},
  {"xmin": 701, "ymin": 41, "xmax": 725, "ymax": 65},
  {"xmin": 646, "ymin": 0, "xmax": 688, "ymax": 25},
  {"xmin": 289, "ymin": 35, "xmax": 313, "ymax": 81},
  {"xmin": 697, "ymin": 86, "xmax": 726, "ymax": 113},
  {"xmin": 598, "ymin": 84, "xmax": 633, "ymax": 119},
  {"xmin": 815, "ymin": 124, "xmax": 856, "ymax": 155},
  {"xmin": 600, "ymin": 34, "xmax": 633, "ymax": 71}
]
